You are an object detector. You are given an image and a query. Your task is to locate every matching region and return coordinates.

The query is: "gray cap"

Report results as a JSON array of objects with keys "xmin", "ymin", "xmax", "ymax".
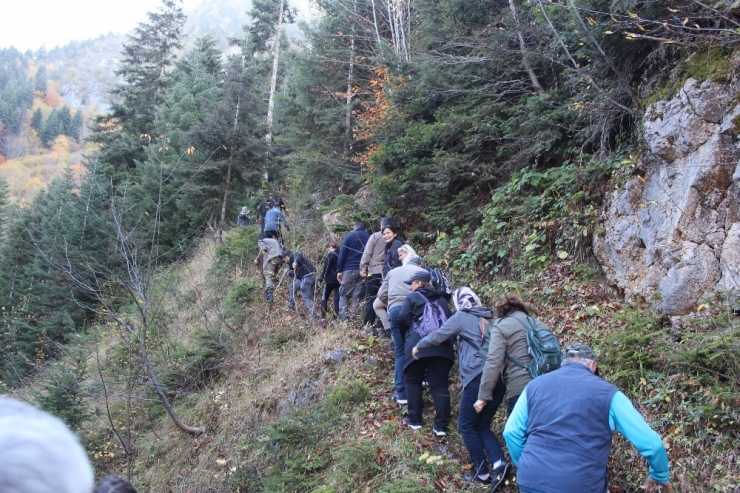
[
  {"xmin": 404, "ymin": 270, "xmax": 431, "ymax": 284},
  {"xmin": 564, "ymin": 342, "xmax": 597, "ymax": 361}
]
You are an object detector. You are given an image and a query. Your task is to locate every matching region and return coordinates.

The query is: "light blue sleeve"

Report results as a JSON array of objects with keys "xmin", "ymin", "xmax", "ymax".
[
  {"xmin": 609, "ymin": 391, "xmax": 670, "ymax": 484},
  {"xmin": 502, "ymin": 388, "xmax": 529, "ymax": 465}
]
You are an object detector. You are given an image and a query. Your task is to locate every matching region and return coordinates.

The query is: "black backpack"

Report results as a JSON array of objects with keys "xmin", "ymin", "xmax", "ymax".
[
  {"xmin": 507, "ymin": 314, "xmax": 562, "ymax": 379},
  {"xmin": 424, "ymin": 266, "xmax": 452, "ymax": 299}
]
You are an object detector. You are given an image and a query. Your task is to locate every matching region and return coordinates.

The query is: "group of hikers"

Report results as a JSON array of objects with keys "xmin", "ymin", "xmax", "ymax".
[{"xmin": 247, "ymin": 207, "xmax": 674, "ymax": 493}]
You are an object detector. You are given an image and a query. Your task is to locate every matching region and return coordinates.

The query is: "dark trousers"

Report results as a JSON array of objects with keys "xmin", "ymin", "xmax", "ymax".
[
  {"xmin": 362, "ymin": 274, "xmax": 382, "ymax": 326},
  {"xmin": 507, "ymin": 394, "xmax": 521, "ymax": 416},
  {"xmin": 321, "ymin": 282, "xmax": 340, "ymax": 319},
  {"xmin": 404, "ymin": 356, "xmax": 454, "ymax": 430},
  {"xmin": 459, "ymin": 373, "xmax": 506, "ymax": 477}
]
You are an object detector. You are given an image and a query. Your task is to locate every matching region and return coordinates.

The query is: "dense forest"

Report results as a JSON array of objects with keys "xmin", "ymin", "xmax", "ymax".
[{"xmin": 0, "ymin": 0, "xmax": 738, "ymax": 490}]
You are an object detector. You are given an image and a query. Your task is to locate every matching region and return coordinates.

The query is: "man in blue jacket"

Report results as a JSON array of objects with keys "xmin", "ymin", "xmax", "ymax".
[
  {"xmin": 336, "ymin": 222, "xmax": 369, "ymax": 322},
  {"xmin": 503, "ymin": 342, "xmax": 673, "ymax": 493}
]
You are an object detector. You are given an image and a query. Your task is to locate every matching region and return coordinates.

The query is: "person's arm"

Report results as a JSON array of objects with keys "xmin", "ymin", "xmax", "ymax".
[
  {"xmin": 396, "ymin": 296, "xmax": 415, "ymax": 333},
  {"xmin": 320, "ymin": 253, "xmax": 330, "ymax": 280},
  {"xmin": 502, "ymin": 389, "xmax": 529, "ymax": 465},
  {"xmin": 280, "ymin": 211, "xmax": 290, "ymax": 230},
  {"xmin": 415, "ymin": 313, "xmax": 462, "ymax": 351},
  {"xmin": 360, "ymin": 234, "xmax": 376, "ymax": 274},
  {"xmin": 336, "ymin": 237, "xmax": 349, "ymax": 273},
  {"xmin": 610, "ymin": 391, "xmax": 671, "ymax": 485},
  {"xmin": 477, "ymin": 323, "xmax": 506, "ymax": 401},
  {"xmin": 376, "ymin": 276, "xmax": 389, "ymax": 304}
]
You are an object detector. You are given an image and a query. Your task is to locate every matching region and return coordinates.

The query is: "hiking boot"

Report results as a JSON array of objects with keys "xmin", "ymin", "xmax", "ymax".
[
  {"xmin": 462, "ymin": 472, "xmax": 491, "ymax": 484},
  {"xmin": 392, "ymin": 393, "xmax": 407, "ymax": 405},
  {"xmin": 490, "ymin": 463, "xmax": 510, "ymax": 491},
  {"xmin": 402, "ymin": 417, "xmax": 422, "ymax": 430},
  {"xmin": 432, "ymin": 427, "xmax": 447, "ymax": 437}
]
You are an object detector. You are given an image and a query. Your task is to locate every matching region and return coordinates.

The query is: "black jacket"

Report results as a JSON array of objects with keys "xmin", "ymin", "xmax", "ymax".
[
  {"xmin": 320, "ymin": 251, "xmax": 339, "ymax": 284},
  {"xmin": 286, "ymin": 252, "xmax": 316, "ymax": 280},
  {"xmin": 383, "ymin": 238, "xmax": 404, "ymax": 277},
  {"xmin": 397, "ymin": 287, "xmax": 454, "ymax": 370}
]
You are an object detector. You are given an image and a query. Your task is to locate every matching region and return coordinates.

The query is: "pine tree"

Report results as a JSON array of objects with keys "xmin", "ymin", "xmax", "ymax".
[
  {"xmin": 69, "ymin": 111, "xmax": 83, "ymax": 142},
  {"xmin": 40, "ymin": 108, "xmax": 61, "ymax": 147},
  {"xmin": 30, "ymin": 108, "xmax": 42, "ymax": 132},
  {"xmin": 34, "ymin": 65, "xmax": 48, "ymax": 94}
]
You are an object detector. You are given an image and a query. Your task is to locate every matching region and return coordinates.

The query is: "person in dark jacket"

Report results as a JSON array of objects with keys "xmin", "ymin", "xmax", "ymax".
[
  {"xmin": 382, "ymin": 225, "xmax": 404, "ymax": 277},
  {"xmin": 336, "ymin": 222, "xmax": 370, "ymax": 322},
  {"xmin": 283, "ymin": 250, "xmax": 318, "ymax": 318},
  {"xmin": 360, "ymin": 217, "xmax": 394, "ymax": 331},
  {"xmin": 396, "ymin": 270, "xmax": 454, "ymax": 434},
  {"xmin": 236, "ymin": 206, "xmax": 251, "ymax": 226},
  {"xmin": 256, "ymin": 199, "xmax": 272, "ymax": 232},
  {"xmin": 320, "ymin": 240, "xmax": 340, "ymax": 322},
  {"xmin": 413, "ymin": 287, "xmax": 510, "ymax": 489}
]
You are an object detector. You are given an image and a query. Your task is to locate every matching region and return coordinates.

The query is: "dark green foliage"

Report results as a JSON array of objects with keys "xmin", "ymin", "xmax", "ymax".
[
  {"xmin": 34, "ymin": 340, "xmax": 89, "ymax": 430},
  {"xmin": 34, "ymin": 65, "xmax": 48, "ymax": 94},
  {"xmin": 0, "ymin": 47, "xmax": 34, "ymax": 135},
  {"xmin": 30, "ymin": 108, "xmax": 42, "ymax": 132}
]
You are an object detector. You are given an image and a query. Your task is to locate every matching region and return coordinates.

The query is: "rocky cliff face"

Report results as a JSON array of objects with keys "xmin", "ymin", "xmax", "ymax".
[{"xmin": 594, "ymin": 78, "xmax": 740, "ymax": 316}]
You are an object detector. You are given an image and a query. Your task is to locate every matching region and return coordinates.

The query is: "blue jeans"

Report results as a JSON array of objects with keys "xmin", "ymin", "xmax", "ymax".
[
  {"xmin": 389, "ymin": 305, "xmax": 405, "ymax": 394},
  {"xmin": 289, "ymin": 274, "xmax": 316, "ymax": 317},
  {"xmin": 459, "ymin": 373, "xmax": 506, "ymax": 477}
]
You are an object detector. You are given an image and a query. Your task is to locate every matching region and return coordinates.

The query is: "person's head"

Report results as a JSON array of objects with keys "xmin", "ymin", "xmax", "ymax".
[
  {"xmin": 353, "ymin": 221, "xmax": 365, "ymax": 231},
  {"xmin": 493, "ymin": 294, "xmax": 530, "ymax": 318},
  {"xmin": 241, "ymin": 206, "xmax": 248, "ymax": 213},
  {"xmin": 408, "ymin": 256, "xmax": 425, "ymax": 267},
  {"xmin": 562, "ymin": 342, "xmax": 598, "ymax": 373},
  {"xmin": 0, "ymin": 397, "xmax": 94, "ymax": 493},
  {"xmin": 397, "ymin": 244, "xmax": 418, "ymax": 264},
  {"xmin": 382, "ymin": 225, "xmax": 397, "ymax": 243},
  {"xmin": 93, "ymin": 476, "xmax": 138, "ymax": 493},
  {"xmin": 404, "ymin": 270, "xmax": 432, "ymax": 291},
  {"xmin": 327, "ymin": 240, "xmax": 338, "ymax": 252},
  {"xmin": 380, "ymin": 217, "xmax": 394, "ymax": 231},
  {"xmin": 453, "ymin": 287, "xmax": 482, "ymax": 311},
  {"xmin": 282, "ymin": 250, "xmax": 292, "ymax": 263}
]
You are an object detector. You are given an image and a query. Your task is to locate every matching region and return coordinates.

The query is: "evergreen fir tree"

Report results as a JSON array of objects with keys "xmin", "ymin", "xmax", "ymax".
[{"xmin": 30, "ymin": 108, "xmax": 43, "ymax": 132}]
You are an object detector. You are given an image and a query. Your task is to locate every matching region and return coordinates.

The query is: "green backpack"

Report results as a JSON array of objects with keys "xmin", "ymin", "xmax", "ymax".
[{"xmin": 507, "ymin": 314, "xmax": 562, "ymax": 379}]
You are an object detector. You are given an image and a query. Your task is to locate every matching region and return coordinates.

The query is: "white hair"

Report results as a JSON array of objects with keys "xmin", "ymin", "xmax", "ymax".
[
  {"xmin": 398, "ymin": 244, "xmax": 419, "ymax": 265},
  {"xmin": 0, "ymin": 397, "xmax": 94, "ymax": 493}
]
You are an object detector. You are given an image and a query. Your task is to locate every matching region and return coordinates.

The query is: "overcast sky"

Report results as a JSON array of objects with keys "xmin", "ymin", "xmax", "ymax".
[{"xmin": 0, "ymin": 0, "xmax": 311, "ymax": 53}]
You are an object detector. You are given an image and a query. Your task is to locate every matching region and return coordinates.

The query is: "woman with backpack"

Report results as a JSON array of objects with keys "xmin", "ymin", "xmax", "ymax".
[
  {"xmin": 474, "ymin": 294, "xmax": 537, "ymax": 416},
  {"xmin": 396, "ymin": 270, "xmax": 453, "ymax": 435},
  {"xmin": 412, "ymin": 287, "xmax": 510, "ymax": 490}
]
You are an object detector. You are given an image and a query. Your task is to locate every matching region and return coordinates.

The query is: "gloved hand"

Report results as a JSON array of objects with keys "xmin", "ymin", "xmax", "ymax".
[{"xmin": 286, "ymin": 225, "xmax": 291, "ymax": 231}]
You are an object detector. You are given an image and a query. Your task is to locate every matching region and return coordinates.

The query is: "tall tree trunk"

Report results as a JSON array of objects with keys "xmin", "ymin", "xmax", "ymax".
[
  {"xmin": 345, "ymin": 28, "xmax": 356, "ymax": 155},
  {"xmin": 509, "ymin": 0, "xmax": 545, "ymax": 94},
  {"xmin": 220, "ymin": 96, "xmax": 240, "ymax": 225},
  {"xmin": 265, "ymin": 0, "xmax": 285, "ymax": 145}
]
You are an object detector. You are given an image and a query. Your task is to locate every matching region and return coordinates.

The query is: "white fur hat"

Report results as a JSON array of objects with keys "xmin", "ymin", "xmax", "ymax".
[{"xmin": 0, "ymin": 397, "xmax": 94, "ymax": 493}]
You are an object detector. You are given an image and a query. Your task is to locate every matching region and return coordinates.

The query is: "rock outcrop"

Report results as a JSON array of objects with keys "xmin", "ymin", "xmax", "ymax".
[{"xmin": 594, "ymin": 78, "xmax": 740, "ymax": 315}]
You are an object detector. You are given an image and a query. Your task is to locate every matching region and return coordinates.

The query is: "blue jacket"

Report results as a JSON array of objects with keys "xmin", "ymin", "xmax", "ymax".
[
  {"xmin": 504, "ymin": 363, "xmax": 670, "ymax": 492},
  {"xmin": 336, "ymin": 228, "xmax": 369, "ymax": 273},
  {"xmin": 264, "ymin": 208, "xmax": 288, "ymax": 232}
]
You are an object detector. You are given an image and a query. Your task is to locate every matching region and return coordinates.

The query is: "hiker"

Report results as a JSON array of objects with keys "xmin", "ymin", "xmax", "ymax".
[
  {"xmin": 319, "ymin": 240, "xmax": 340, "ymax": 324},
  {"xmin": 236, "ymin": 206, "xmax": 251, "ymax": 226},
  {"xmin": 264, "ymin": 202, "xmax": 289, "ymax": 241},
  {"xmin": 503, "ymin": 342, "xmax": 674, "ymax": 493},
  {"xmin": 253, "ymin": 232, "xmax": 282, "ymax": 303},
  {"xmin": 283, "ymin": 250, "xmax": 318, "ymax": 318},
  {"xmin": 256, "ymin": 199, "xmax": 272, "ymax": 232},
  {"xmin": 381, "ymin": 224, "xmax": 404, "ymax": 277},
  {"xmin": 0, "ymin": 397, "xmax": 94, "ymax": 493},
  {"xmin": 396, "ymin": 270, "xmax": 453, "ymax": 434},
  {"xmin": 360, "ymin": 217, "xmax": 394, "ymax": 333},
  {"xmin": 336, "ymin": 221, "xmax": 370, "ymax": 322},
  {"xmin": 474, "ymin": 294, "xmax": 541, "ymax": 415},
  {"xmin": 376, "ymin": 244, "xmax": 424, "ymax": 404},
  {"xmin": 93, "ymin": 476, "xmax": 138, "ymax": 493},
  {"xmin": 412, "ymin": 287, "xmax": 509, "ymax": 489}
]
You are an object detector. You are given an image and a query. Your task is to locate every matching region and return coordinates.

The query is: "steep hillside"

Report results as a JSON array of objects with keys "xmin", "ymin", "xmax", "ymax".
[{"xmin": 12, "ymin": 223, "xmax": 735, "ymax": 492}]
